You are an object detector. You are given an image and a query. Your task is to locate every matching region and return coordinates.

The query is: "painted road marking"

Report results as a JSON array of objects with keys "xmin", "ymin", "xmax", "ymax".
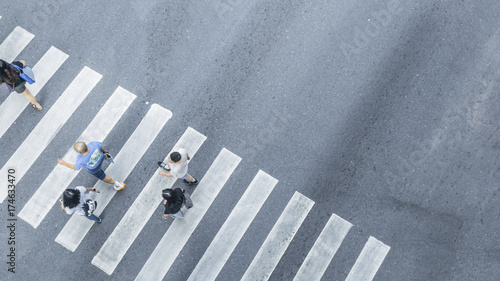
[
  {"xmin": 0, "ymin": 67, "xmax": 101, "ymax": 203},
  {"xmin": 135, "ymin": 148, "xmax": 241, "ymax": 281},
  {"xmin": 55, "ymin": 104, "xmax": 172, "ymax": 251},
  {"xmin": 345, "ymin": 236, "xmax": 391, "ymax": 281},
  {"xmin": 0, "ymin": 26, "xmax": 34, "ymax": 62},
  {"xmin": 18, "ymin": 87, "xmax": 136, "ymax": 228},
  {"xmin": 241, "ymin": 191, "xmax": 315, "ymax": 281},
  {"xmin": 0, "ymin": 46, "xmax": 68, "ymax": 139},
  {"xmin": 92, "ymin": 127, "xmax": 207, "ymax": 275},
  {"xmin": 293, "ymin": 214, "xmax": 353, "ymax": 281},
  {"xmin": 187, "ymin": 170, "xmax": 278, "ymax": 281}
]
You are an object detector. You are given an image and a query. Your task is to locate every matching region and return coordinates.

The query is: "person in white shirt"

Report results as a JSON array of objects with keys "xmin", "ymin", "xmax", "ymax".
[
  {"xmin": 158, "ymin": 148, "xmax": 198, "ymax": 185},
  {"xmin": 60, "ymin": 186, "xmax": 102, "ymax": 223}
]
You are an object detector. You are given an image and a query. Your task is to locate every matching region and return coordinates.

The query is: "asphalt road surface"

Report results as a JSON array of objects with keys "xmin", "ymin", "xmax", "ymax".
[{"xmin": 1, "ymin": 0, "xmax": 500, "ymax": 280}]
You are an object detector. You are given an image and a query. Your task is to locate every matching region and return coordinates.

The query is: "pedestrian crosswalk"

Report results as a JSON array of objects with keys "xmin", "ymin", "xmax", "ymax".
[
  {"xmin": 92, "ymin": 127, "xmax": 207, "ymax": 275},
  {"xmin": 0, "ymin": 26, "xmax": 33, "ymax": 62},
  {"xmin": 1, "ymin": 24, "xmax": 391, "ymax": 280},
  {"xmin": 0, "ymin": 46, "xmax": 68, "ymax": 140},
  {"xmin": 345, "ymin": 237, "xmax": 391, "ymax": 281},
  {"xmin": 18, "ymin": 86, "xmax": 136, "ymax": 228},
  {"xmin": 241, "ymin": 192, "xmax": 315, "ymax": 281},
  {"xmin": 0, "ymin": 66, "xmax": 101, "ymax": 203},
  {"xmin": 187, "ymin": 170, "xmax": 278, "ymax": 281},
  {"xmin": 293, "ymin": 214, "xmax": 353, "ymax": 281},
  {"xmin": 136, "ymin": 147, "xmax": 242, "ymax": 281},
  {"xmin": 55, "ymin": 104, "xmax": 172, "ymax": 252}
]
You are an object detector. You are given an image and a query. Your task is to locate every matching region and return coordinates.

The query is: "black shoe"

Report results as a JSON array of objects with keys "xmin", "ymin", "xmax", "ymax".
[
  {"xmin": 183, "ymin": 178, "xmax": 198, "ymax": 185},
  {"xmin": 157, "ymin": 161, "xmax": 170, "ymax": 171}
]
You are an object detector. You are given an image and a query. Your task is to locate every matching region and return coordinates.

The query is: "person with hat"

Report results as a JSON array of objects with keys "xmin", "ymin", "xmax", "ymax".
[
  {"xmin": 158, "ymin": 148, "xmax": 198, "ymax": 185},
  {"xmin": 57, "ymin": 141, "xmax": 125, "ymax": 190}
]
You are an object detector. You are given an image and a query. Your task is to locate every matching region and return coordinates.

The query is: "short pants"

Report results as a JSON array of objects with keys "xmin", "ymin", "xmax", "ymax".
[
  {"xmin": 181, "ymin": 172, "xmax": 191, "ymax": 180},
  {"xmin": 86, "ymin": 163, "xmax": 106, "ymax": 180},
  {"xmin": 14, "ymin": 81, "xmax": 26, "ymax": 93}
]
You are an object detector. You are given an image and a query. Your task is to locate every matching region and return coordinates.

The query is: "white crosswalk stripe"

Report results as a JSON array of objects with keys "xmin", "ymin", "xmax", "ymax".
[
  {"xmin": 135, "ymin": 148, "xmax": 241, "ymax": 281},
  {"xmin": 0, "ymin": 67, "xmax": 101, "ymax": 203},
  {"xmin": 187, "ymin": 170, "xmax": 278, "ymax": 281},
  {"xmin": 0, "ymin": 26, "xmax": 34, "ymax": 62},
  {"xmin": 55, "ymin": 104, "xmax": 172, "ymax": 252},
  {"xmin": 0, "ymin": 46, "xmax": 68, "ymax": 139},
  {"xmin": 91, "ymin": 127, "xmax": 207, "ymax": 275},
  {"xmin": 345, "ymin": 236, "xmax": 390, "ymax": 281},
  {"xmin": 18, "ymin": 87, "xmax": 136, "ymax": 228},
  {"xmin": 293, "ymin": 214, "xmax": 353, "ymax": 281},
  {"xmin": 241, "ymin": 191, "xmax": 315, "ymax": 281}
]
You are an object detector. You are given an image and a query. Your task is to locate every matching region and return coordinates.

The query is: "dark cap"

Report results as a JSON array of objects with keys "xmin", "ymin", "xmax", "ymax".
[{"xmin": 170, "ymin": 152, "xmax": 181, "ymax": 162}]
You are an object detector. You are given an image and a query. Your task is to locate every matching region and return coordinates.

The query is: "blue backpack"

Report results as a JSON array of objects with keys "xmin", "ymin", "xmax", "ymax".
[{"xmin": 11, "ymin": 63, "xmax": 35, "ymax": 84}]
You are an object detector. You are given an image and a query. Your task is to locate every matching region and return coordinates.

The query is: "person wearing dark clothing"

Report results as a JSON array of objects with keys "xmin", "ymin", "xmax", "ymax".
[
  {"xmin": 162, "ymin": 188, "xmax": 186, "ymax": 219},
  {"xmin": 0, "ymin": 59, "xmax": 42, "ymax": 110}
]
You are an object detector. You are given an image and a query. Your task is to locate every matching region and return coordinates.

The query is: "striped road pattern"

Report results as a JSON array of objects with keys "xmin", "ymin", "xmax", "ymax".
[
  {"xmin": 1, "ymin": 25, "xmax": 391, "ymax": 280},
  {"xmin": 91, "ymin": 127, "xmax": 207, "ymax": 275},
  {"xmin": 18, "ymin": 87, "xmax": 136, "ymax": 228}
]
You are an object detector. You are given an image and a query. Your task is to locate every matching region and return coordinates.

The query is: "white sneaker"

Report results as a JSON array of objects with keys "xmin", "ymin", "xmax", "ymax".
[{"xmin": 113, "ymin": 182, "xmax": 125, "ymax": 191}]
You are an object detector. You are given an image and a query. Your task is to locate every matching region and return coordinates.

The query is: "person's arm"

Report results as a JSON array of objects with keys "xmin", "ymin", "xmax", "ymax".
[
  {"xmin": 163, "ymin": 201, "xmax": 170, "ymax": 219},
  {"xmin": 59, "ymin": 199, "xmax": 65, "ymax": 210},
  {"xmin": 159, "ymin": 171, "xmax": 173, "ymax": 177},
  {"xmin": 57, "ymin": 158, "xmax": 76, "ymax": 170},
  {"xmin": 100, "ymin": 146, "xmax": 108, "ymax": 154},
  {"xmin": 85, "ymin": 187, "xmax": 97, "ymax": 193},
  {"xmin": 19, "ymin": 60, "xmax": 26, "ymax": 67}
]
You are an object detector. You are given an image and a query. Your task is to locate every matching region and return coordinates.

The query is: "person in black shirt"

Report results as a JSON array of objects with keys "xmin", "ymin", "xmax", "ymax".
[
  {"xmin": 0, "ymin": 59, "xmax": 42, "ymax": 110},
  {"xmin": 162, "ymin": 188, "xmax": 186, "ymax": 219}
]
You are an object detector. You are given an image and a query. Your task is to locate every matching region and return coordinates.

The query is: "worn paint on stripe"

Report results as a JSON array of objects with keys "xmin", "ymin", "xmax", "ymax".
[
  {"xmin": 135, "ymin": 148, "xmax": 241, "ymax": 281},
  {"xmin": 0, "ymin": 67, "xmax": 101, "ymax": 203},
  {"xmin": 0, "ymin": 46, "xmax": 68, "ymax": 139},
  {"xmin": 0, "ymin": 26, "xmax": 34, "ymax": 62},
  {"xmin": 345, "ymin": 236, "xmax": 390, "ymax": 281},
  {"xmin": 241, "ymin": 192, "xmax": 315, "ymax": 281},
  {"xmin": 187, "ymin": 170, "xmax": 278, "ymax": 281},
  {"xmin": 18, "ymin": 87, "xmax": 136, "ymax": 228},
  {"xmin": 55, "ymin": 104, "xmax": 171, "ymax": 251},
  {"xmin": 293, "ymin": 214, "xmax": 353, "ymax": 281},
  {"xmin": 91, "ymin": 127, "xmax": 206, "ymax": 275}
]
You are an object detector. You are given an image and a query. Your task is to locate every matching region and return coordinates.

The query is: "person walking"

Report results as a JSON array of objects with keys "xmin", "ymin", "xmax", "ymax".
[
  {"xmin": 57, "ymin": 141, "xmax": 125, "ymax": 190},
  {"xmin": 161, "ymin": 188, "xmax": 187, "ymax": 219},
  {"xmin": 60, "ymin": 186, "xmax": 102, "ymax": 223},
  {"xmin": 158, "ymin": 148, "xmax": 198, "ymax": 185},
  {"xmin": 0, "ymin": 59, "xmax": 42, "ymax": 110}
]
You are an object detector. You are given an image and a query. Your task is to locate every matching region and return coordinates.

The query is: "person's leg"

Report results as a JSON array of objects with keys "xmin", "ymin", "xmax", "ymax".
[
  {"xmin": 102, "ymin": 175, "xmax": 115, "ymax": 184},
  {"xmin": 93, "ymin": 168, "xmax": 125, "ymax": 190},
  {"xmin": 182, "ymin": 173, "xmax": 198, "ymax": 185},
  {"xmin": 21, "ymin": 88, "xmax": 42, "ymax": 110},
  {"xmin": 85, "ymin": 214, "xmax": 102, "ymax": 223},
  {"xmin": 170, "ymin": 207, "xmax": 184, "ymax": 219}
]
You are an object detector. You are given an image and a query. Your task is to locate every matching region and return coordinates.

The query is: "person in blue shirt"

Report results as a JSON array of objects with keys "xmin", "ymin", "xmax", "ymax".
[{"xmin": 57, "ymin": 141, "xmax": 125, "ymax": 190}]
